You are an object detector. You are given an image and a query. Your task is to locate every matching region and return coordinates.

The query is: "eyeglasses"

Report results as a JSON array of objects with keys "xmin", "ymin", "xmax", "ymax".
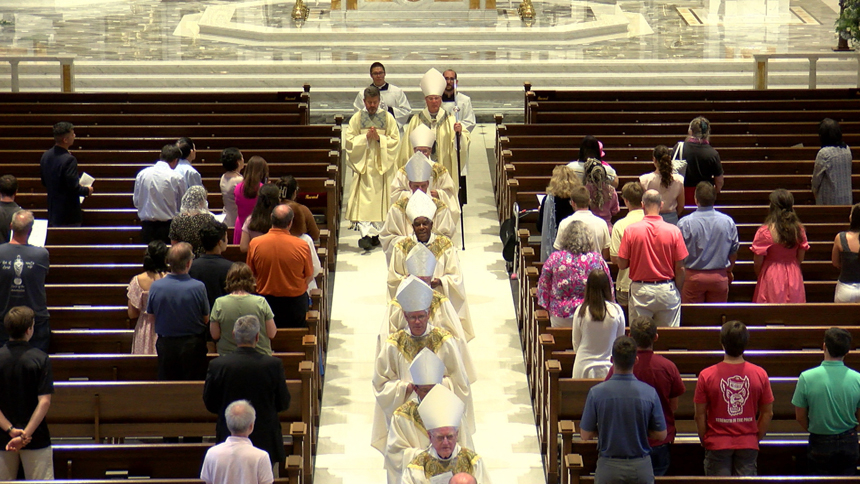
[
  {"xmin": 444, "ymin": 77, "xmax": 456, "ymax": 81},
  {"xmin": 432, "ymin": 434, "xmax": 457, "ymax": 442}
]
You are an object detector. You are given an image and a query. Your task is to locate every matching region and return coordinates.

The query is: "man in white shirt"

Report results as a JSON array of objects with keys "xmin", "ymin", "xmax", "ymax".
[
  {"xmin": 200, "ymin": 399, "xmax": 274, "ymax": 484},
  {"xmin": 133, "ymin": 144, "xmax": 187, "ymax": 244},
  {"xmin": 554, "ymin": 186, "xmax": 610, "ymax": 258},
  {"xmin": 353, "ymin": 62, "xmax": 412, "ymax": 129},
  {"xmin": 440, "ymin": 70, "xmax": 476, "ymax": 133}
]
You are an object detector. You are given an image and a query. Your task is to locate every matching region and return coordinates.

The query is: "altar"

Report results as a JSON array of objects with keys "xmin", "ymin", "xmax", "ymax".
[{"xmin": 330, "ymin": 0, "xmax": 498, "ymax": 19}]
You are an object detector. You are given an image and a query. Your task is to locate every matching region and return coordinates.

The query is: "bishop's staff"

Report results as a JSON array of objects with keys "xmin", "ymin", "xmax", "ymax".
[{"xmin": 454, "ymin": 80, "xmax": 466, "ymax": 250}]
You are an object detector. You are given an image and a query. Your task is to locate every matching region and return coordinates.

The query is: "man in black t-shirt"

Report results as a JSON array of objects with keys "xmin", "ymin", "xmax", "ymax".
[
  {"xmin": 0, "ymin": 211, "xmax": 50, "ymax": 352},
  {"xmin": 189, "ymin": 220, "xmax": 234, "ymax": 310},
  {"xmin": 0, "ymin": 175, "xmax": 21, "ymax": 244},
  {"xmin": 0, "ymin": 306, "xmax": 54, "ymax": 480}
]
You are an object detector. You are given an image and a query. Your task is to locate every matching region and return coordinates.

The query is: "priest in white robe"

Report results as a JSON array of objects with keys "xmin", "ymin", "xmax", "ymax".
[
  {"xmin": 371, "ymin": 278, "xmax": 474, "ymax": 466},
  {"xmin": 380, "ymin": 187, "xmax": 456, "ymax": 263},
  {"xmin": 441, "ymin": 69, "xmax": 476, "ymax": 133},
  {"xmin": 388, "ymin": 243, "xmax": 473, "ymax": 342},
  {"xmin": 352, "ymin": 62, "xmax": 412, "ymax": 128},
  {"xmin": 398, "ymin": 68, "xmax": 470, "ymax": 196},
  {"xmin": 402, "ymin": 386, "xmax": 491, "ymax": 484},
  {"xmin": 345, "ymin": 85, "xmax": 401, "ymax": 250},
  {"xmin": 390, "ymin": 127, "xmax": 458, "ymax": 210},
  {"xmin": 382, "ymin": 351, "xmax": 475, "ymax": 484}
]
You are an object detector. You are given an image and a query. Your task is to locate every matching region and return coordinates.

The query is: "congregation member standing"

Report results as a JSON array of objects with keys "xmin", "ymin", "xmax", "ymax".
[
  {"xmin": 0, "ymin": 306, "xmax": 54, "ymax": 480},
  {"xmin": 0, "ymin": 211, "xmax": 50, "ymax": 352},
  {"xmin": 617, "ymin": 190, "xmax": 688, "ymax": 327},
  {"xmin": 400, "ymin": 69, "xmax": 470, "ymax": 196},
  {"xmin": 606, "ymin": 317, "xmax": 685, "ymax": 476},
  {"xmin": 538, "ymin": 165, "xmax": 581, "ymax": 261},
  {"xmin": 200, "ymin": 400, "xmax": 273, "ymax": 484},
  {"xmin": 127, "ymin": 241, "xmax": 168, "ymax": 355},
  {"xmin": 133, "ymin": 144, "xmax": 187, "ymax": 244},
  {"xmin": 175, "ymin": 137, "xmax": 203, "ymax": 188},
  {"xmin": 571, "ymin": 270, "xmax": 624, "ymax": 379},
  {"xmin": 203, "ymin": 316, "xmax": 291, "ymax": 477},
  {"xmin": 694, "ymin": 321, "xmax": 773, "ymax": 476},
  {"xmin": 353, "ymin": 62, "xmax": 412, "ymax": 129},
  {"xmin": 678, "ymin": 116, "xmax": 724, "ymax": 203},
  {"xmin": 219, "ymin": 148, "xmax": 244, "ymax": 229},
  {"xmin": 585, "ymin": 162, "xmax": 619, "ymax": 229},
  {"xmin": 609, "ymin": 182, "xmax": 645, "ymax": 308},
  {"xmin": 751, "ymin": 189, "xmax": 809, "ymax": 303},
  {"xmin": 39, "ymin": 122, "xmax": 93, "ymax": 227},
  {"xmin": 677, "ymin": 182, "xmax": 739, "ymax": 303},
  {"xmin": 276, "ymin": 175, "xmax": 320, "ymax": 241},
  {"xmin": 345, "ymin": 85, "xmax": 401, "ymax": 251},
  {"xmin": 246, "ymin": 204, "xmax": 313, "ymax": 328},
  {"xmin": 812, "ymin": 118, "xmax": 853, "ymax": 205},
  {"xmin": 209, "ymin": 263, "xmax": 277, "ymax": 356},
  {"xmin": 0, "ymin": 175, "xmax": 21, "ymax": 244},
  {"xmin": 233, "ymin": 156, "xmax": 268, "ymax": 244},
  {"xmin": 567, "ymin": 136, "xmax": 618, "ymax": 188},
  {"xmin": 792, "ymin": 327, "xmax": 860, "ymax": 476},
  {"xmin": 579, "ymin": 336, "xmax": 667, "ymax": 484},
  {"xmin": 189, "ymin": 220, "xmax": 233, "ymax": 310},
  {"xmin": 831, "ymin": 203, "xmax": 860, "ymax": 302},
  {"xmin": 147, "ymin": 242, "xmax": 209, "ymax": 380},
  {"xmin": 639, "ymin": 145, "xmax": 685, "ymax": 225},
  {"xmin": 553, "ymin": 186, "xmax": 610, "ymax": 258},
  {"xmin": 169, "ymin": 185, "xmax": 213, "ymax": 257},
  {"xmin": 440, "ymin": 70, "xmax": 476, "ymax": 133}
]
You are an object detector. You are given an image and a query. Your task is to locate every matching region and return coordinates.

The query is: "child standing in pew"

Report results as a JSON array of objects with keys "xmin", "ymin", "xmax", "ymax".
[
  {"xmin": 584, "ymin": 160, "xmax": 619, "ymax": 231},
  {"xmin": 751, "ymin": 189, "xmax": 809, "ymax": 303},
  {"xmin": 127, "ymin": 241, "xmax": 168, "ymax": 355}
]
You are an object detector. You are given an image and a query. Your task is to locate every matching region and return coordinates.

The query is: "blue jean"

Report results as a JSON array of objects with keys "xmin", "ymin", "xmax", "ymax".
[
  {"xmin": 650, "ymin": 443, "xmax": 670, "ymax": 476},
  {"xmin": 808, "ymin": 429, "xmax": 859, "ymax": 476}
]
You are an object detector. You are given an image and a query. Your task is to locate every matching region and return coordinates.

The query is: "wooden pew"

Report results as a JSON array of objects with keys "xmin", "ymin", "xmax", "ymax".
[
  {"xmin": 0, "ymin": 90, "xmax": 310, "ymax": 103},
  {"xmin": 3, "ymin": 124, "xmax": 337, "ymax": 138},
  {"xmin": 568, "ymin": 472, "xmax": 860, "ymax": 484},
  {"xmin": 3, "ymin": 148, "xmax": 338, "ymax": 165},
  {"xmin": 9, "ymin": 162, "xmax": 335, "ymax": 180},
  {"xmin": 498, "ymin": 121, "xmax": 860, "ymax": 137},
  {"xmin": 0, "ymin": 136, "xmax": 339, "ymax": 151},
  {"xmin": 529, "ymin": 110, "xmax": 860, "ymax": 125},
  {"xmin": 0, "ymin": 113, "xmax": 309, "ymax": 127},
  {"xmin": 523, "ymin": 87, "xmax": 860, "ymax": 102}
]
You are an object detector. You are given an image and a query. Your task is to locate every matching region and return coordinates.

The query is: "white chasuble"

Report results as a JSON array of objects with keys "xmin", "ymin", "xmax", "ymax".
[{"xmin": 345, "ymin": 109, "xmax": 400, "ymax": 223}]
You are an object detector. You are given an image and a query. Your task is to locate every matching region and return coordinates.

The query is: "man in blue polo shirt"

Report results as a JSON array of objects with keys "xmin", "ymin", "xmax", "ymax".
[
  {"xmin": 580, "ymin": 336, "xmax": 667, "ymax": 484},
  {"xmin": 147, "ymin": 242, "xmax": 210, "ymax": 381},
  {"xmin": 792, "ymin": 327, "xmax": 860, "ymax": 476}
]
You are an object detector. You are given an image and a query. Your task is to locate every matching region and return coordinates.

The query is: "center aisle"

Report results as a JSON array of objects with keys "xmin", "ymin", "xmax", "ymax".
[{"xmin": 313, "ymin": 124, "xmax": 543, "ymax": 484}]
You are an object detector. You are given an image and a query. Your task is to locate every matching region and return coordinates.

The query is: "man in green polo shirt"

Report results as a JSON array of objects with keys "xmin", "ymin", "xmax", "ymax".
[{"xmin": 792, "ymin": 327, "xmax": 860, "ymax": 476}]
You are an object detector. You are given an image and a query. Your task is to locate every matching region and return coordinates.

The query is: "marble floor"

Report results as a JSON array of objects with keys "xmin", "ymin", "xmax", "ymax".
[{"xmin": 315, "ymin": 125, "xmax": 543, "ymax": 483}]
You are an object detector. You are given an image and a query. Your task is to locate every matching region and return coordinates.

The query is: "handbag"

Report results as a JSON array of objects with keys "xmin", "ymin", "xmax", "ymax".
[{"xmin": 671, "ymin": 141, "xmax": 687, "ymax": 178}]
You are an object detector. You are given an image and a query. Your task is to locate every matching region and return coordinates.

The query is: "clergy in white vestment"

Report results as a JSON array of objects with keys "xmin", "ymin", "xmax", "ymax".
[
  {"xmin": 390, "ymin": 129, "xmax": 459, "ymax": 210},
  {"xmin": 382, "ymin": 350, "xmax": 475, "ymax": 484},
  {"xmin": 352, "ymin": 62, "xmax": 412, "ymax": 128},
  {"xmin": 387, "ymin": 243, "xmax": 473, "ymax": 342},
  {"xmin": 372, "ymin": 279, "xmax": 474, "ymax": 466},
  {"xmin": 440, "ymin": 69, "xmax": 476, "ymax": 134},
  {"xmin": 345, "ymin": 85, "xmax": 401, "ymax": 251},
  {"xmin": 401, "ymin": 386, "xmax": 491, "ymax": 484},
  {"xmin": 398, "ymin": 68, "xmax": 470, "ymax": 197},
  {"xmin": 380, "ymin": 186, "xmax": 456, "ymax": 263}
]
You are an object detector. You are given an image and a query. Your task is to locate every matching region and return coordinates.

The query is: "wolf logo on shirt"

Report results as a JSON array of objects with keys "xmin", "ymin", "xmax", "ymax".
[{"xmin": 720, "ymin": 375, "xmax": 749, "ymax": 417}]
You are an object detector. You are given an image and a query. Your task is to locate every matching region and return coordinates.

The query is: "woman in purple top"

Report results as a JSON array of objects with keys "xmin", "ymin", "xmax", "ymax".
[
  {"xmin": 232, "ymin": 156, "xmax": 268, "ymax": 244},
  {"xmin": 239, "ymin": 184, "xmax": 281, "ymax": 253},
  {"xmin": 536, "ymin": 220, "xmax": 614, "ymax": 328}
]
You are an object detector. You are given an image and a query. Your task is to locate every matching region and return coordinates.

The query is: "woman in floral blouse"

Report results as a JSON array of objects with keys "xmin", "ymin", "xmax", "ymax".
[{"xmin": 536, "ymin": 220, "xmax": 614, "ymax": 328}]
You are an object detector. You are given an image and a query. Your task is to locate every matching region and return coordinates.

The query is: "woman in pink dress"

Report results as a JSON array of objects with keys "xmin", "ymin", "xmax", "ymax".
[
  {"xmin": 126, "ymin": 241, "xmax": 168, "ymax": 354},
  {"xmin": 751, "ymin": 189, "xmax": 809, "ymax": 303},
  {"xmin": 585, "ymin": 161, "xmax": 619, "ymax": 230},
  {"xmin": 232, "ymin": 155, "xmax": 268, "ymax": 244}
]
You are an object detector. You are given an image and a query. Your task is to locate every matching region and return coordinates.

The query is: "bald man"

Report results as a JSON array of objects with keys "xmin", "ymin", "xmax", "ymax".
[{"xmin": 450, "ymin": 472, "xmax": 478, "ymax": 484}]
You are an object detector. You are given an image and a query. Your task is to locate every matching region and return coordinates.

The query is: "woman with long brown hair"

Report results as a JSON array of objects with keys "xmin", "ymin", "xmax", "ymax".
[
  {"xmin": 751, "ymin": 189, "xmax": 809, "ymax": 303},
  {"xmin": 232, "ymin": 156, "xmax": 269, "ymax": 244},
  {"xmin": 832, "ymin": 203, "xmax": 860, "ymax": 302},
  {"xmin": 571, "ymin": 269, "xmax": 625, "ymax": 379},
  {"xmin": 639, "ymin": 145, "xmax": 685, "ymax": 224}
]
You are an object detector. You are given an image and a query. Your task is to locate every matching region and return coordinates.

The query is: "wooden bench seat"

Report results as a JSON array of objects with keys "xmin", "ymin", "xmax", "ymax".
[
  {"xmin": 0, "ymin": 113, "xmax": 309, "ymax": 126},
  {"xmin": 9, "ymin": 162, "xmax": 336, "ymax": 179},
  {"xmin": 498, "ymin": 121, "xmax": 860, "ymax": 137},
  {"xmin": 0, "ymin": 136, "xmax": 340, "ymax": 151},
  {"xmin": 0, "ymin": 102, "xmax": 308, "ymax": 115},
  {"xmin": 0, "ymin": 90, "xmax": 309, "ymax": 103},
  {"xmin": 523, "ymin": 87, "xmax": 860, "ymax": 102},
  {"xmin": 504, "ymin": 146, "xmax": 822, "ymax": 163},
  {"xmin": 3, "ymin": 124, "xmax": 336, "ymax": 138},
  {"xmin": 3, "ymin": 148, "xmax": 338, "ymax": 165},
  {"xmin": 501, "ymin": 133, "xmax": 860, "ymax": 149},
  {"xmin": 529, "ymin": 110, "xmax": 859, "ymax": 125},
  {"xmin": 44, "ymin": 242, "xmax": 324, "ymax": 265}
]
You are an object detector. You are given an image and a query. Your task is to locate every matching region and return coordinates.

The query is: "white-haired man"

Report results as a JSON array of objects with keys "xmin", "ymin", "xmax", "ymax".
[
  {"xmin": 345, "ymin": 84, "xmax": 401, "ymax": 250},
  {"xmin": 402, "ymin": 385, "xmax": 490, "ymax": 484},
  {"xmin": 200, "ymin": 400, "xmax": 273, "ymax": 484}
]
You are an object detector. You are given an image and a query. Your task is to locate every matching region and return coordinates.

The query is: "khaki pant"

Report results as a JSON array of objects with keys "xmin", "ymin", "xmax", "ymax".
[{"xmin": 0, "ymin": 447, "xmax": 54, "ymax": 480}]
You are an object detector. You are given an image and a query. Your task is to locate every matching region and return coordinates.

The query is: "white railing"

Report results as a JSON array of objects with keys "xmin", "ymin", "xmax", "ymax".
[
  {"xmin": 0, "ymin": 56, "xmax": 75, "ymax": 93},
  {"xmin": 753, "ymin": 52, "xmax": 860, "ymax": 89}
]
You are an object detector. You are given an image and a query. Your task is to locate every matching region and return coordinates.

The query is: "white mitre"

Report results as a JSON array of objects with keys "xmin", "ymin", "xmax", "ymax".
[
  {"xmin": 405, "ymin": 189, "xmax": 437, "ymax": 223},
  {"xmin": 396, "ymin": 275, "xmax": 434, "ymax": 312},
  {"xmin": 418, "ymin": 385, "xmax": 465, "ymax": 430},
  {"xmin": 420, "ymin": 68, "xmax": 446, "ymax": 97},
  {"xmin": 404, "ymin": 152, "xmax": 433, "ymax": 183},
  {"xmin": 409, "ymin": 348, "xmax": 445, "ymax": 385},
  {"xmin": 410, "ymin": 124, "xmax": 436, "ymax": 149},
  {"xmin": 406, "ymin": 243, "xmax": 437, "ymax": 278}
]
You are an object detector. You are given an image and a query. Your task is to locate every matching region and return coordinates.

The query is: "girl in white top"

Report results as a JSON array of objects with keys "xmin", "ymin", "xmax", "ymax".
[
  {"xmin": 639, "ymin": 145, "xmax": 685, "ymax": 225},
  {"xmin": 572, "ymin": 269, "xmax": 626, "ymax": 379},
  {"xmin": 219, "ymin": 148, "xmax": 244, "ymax": 229}
]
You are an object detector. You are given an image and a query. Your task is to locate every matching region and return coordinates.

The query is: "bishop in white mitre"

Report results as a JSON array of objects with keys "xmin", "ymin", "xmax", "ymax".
[
  {"xmin": 388, "ymin": 243, "xmax": 473, "ymax": 342},
  {"xmin": 399, "ymin": 68, "xmax": 470, "ymax": 196},
  {"xmin": 372, "ymin": 277, "xmax": 474, "ymax": 466},
  {"xmin": 402, "ymin": 386, "xmax": 491, "ymax": 484},
  {"xmin": 379, "ymin": 186, "xmax": 456, "ymax": 263},
  {"xmin": 382, "ymin": 350, "xmax": 475, "ymax": 484},
  {"xmin": 345, "ymin": 84, "xmax": 401, "ymax": 249},
  {"xmin": 390, "ymin": 127, "xmax": 459, "ymax": 211}
]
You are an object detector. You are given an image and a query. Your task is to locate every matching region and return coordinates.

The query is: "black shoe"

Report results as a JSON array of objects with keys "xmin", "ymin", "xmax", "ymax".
[
  {"xmin": 358, "ymin": 236, "xmax": 372, "ymax": 251},
  {"xmin": 370, "ymin": 236, "xmax": 380, "ymax": 247}
]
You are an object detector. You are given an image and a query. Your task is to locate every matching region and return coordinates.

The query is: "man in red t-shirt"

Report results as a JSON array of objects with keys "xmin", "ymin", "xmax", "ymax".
[
  {"xmin": 606, "ymin": 316, "xmax": 685, "ymax": 476},
  {"xmin": 617, "ymin": 190, "xmax": 688, "ymax": 327},
  {"xmin": 694, "ymin": 321, "xmax": 774, "ymax": 476}
]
